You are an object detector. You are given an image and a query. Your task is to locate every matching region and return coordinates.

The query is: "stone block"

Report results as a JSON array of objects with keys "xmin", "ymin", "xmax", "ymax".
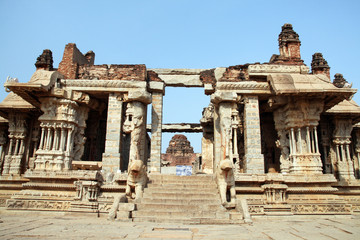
[{"xmin": 118, "ymin": 203, "xmax": 135, "ymax": 211}]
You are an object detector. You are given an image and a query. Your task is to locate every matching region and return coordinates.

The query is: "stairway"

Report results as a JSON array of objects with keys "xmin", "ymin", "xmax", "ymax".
[{"xmin": 132, "ymin": 174, "xmax": 243, "ymax": 224}]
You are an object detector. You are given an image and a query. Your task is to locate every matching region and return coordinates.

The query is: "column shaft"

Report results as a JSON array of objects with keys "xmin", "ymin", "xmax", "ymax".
[{"xmin": 243, "ymin": 96, "xmax": 264, "ymax": 174}]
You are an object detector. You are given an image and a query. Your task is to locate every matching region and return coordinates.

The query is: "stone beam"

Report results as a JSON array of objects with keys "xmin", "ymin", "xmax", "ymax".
[
  {"xmin": 150, "ymin": 69, "xmax": 206, "ymax": 87},
  {"xmin": 146, "ymin": 123, "xmax": 202, "ymax": 133}
]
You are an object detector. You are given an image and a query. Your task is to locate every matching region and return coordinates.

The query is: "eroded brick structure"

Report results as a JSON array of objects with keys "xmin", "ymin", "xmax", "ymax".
[
  {"xmin": 1, "ymin": 24, "xmax": 360, "ymax": 222},
  {"xmin": 161, "ymin": 134, "xmax": 197, "ymax": 167}
]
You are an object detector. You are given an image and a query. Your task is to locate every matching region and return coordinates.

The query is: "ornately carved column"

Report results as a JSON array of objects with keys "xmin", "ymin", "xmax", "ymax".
[
  {"xmin": 354, "ymin": 128, "xmax": 360, "ymax": 179},
  {"xmin": 123, "ymin": 101, "xmax": 147, "ymax": 165},
  {"xmin": 2, "ymin": 112, "xmax": 27, "ymax": 175},
  {"xmin": 332, "ymin": 118, "xmax": 355, "ymax": 180},
  {"xmin": 35, "ymin": 98, "xmax": 88, "ymax": 171}
]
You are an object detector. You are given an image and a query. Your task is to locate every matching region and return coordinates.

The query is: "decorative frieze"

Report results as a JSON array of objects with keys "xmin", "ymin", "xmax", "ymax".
[
  {"xmin": 7, "ymin": 199, "xmax": 72, "ymax": 211},
  {"xmin": 291, "ymin": 203, "xmax": 351, "ymax": 214}
]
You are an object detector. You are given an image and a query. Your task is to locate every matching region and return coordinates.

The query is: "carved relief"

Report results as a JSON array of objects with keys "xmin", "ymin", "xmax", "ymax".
[
  {"xmin": 74, "ymin": 180, "xmax": 99, "ymax": 202},
  {"xmin": 2, "ymin": 112, "xmax": 27, "ymax": 175},
  {"xmin": 274, "ymin": 109, "xmax": 290, "ymax": 173},
  {"xmin": 123, "ymin": 102, "xmax": 146, "ymax": 162},
  {"xmin": 123, "ymin": 102, "xmax": 147, "ymax": 200},
  {"xmin": 7, "ymin": 199, "xmax": 71, "ymax": 211},
  {"xmin": 274, "ymin": 98, "xmax": 323, "ymax": 174},
  {"xmin": 291, "ymin": 203, "xmax": 351, "ymax": 214},
  {"xmin": 332, "ymin": 118, "xmax": 355, "ymax": 180},
  {"xmin": 262, "ymin": 184, "xmax": 288, "ymax": 204}
]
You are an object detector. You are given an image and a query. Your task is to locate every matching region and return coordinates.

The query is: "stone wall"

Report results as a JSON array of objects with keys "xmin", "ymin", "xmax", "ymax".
[{"xmin": 77, "ymin": 64, "xmax": 147, "ymax": 80}]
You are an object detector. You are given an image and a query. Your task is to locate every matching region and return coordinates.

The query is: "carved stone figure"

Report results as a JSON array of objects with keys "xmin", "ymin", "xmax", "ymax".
[
  {"xmin": 123, "ymin": 102, "xmax": 145, "ymax": 162},
  {"xmin": 216, "ymin": 158, "xmax": 236, "ymax": 208},
  {"xmin": 200, "ymin": 103, "xmax": 214, "ymax": 125},
  {"xmin": 275, "ymin": 130, "xmax": 290, "ymax": 173},
  {"xmin": 73, "ymin": 129, "xmax": 86, "ymax": 161},
  {"xmin": 126, "ymin": 159, "xmax": 147, "ymax": 200}
]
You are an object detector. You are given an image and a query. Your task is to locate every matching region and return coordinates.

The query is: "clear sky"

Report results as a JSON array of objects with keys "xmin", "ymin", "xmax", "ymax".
[{"xmin": 0, "ymin": 0, "xmax": 359, "ymax": 153}]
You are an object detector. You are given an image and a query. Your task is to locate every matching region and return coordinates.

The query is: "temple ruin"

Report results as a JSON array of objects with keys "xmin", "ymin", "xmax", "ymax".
[{"xmin": 0, "ymin": 24, "xmax": 360, "ymax": 223}]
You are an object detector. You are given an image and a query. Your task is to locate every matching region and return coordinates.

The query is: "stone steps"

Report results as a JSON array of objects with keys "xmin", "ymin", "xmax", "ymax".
[
  {"xmin": 132, "ymin": 210, "xmax": 229, "ymax": 219},
  {"xmin": 141, "ymin": 192, "xmax": 218, "ymax": 199},
  {"xmin": 136, "ymin": 203, "xmax": 224, "ymax": 211},
  {"xmin": 139, "ymin": 198, "xmax": 221, "ymax": 205},
  {"xmin": 132, "ymin": 174, "xmax": 243, "ymax": 224},
  {"xmin": 145, "ymin": 183, "xmax": 217, "ymax": 191}
]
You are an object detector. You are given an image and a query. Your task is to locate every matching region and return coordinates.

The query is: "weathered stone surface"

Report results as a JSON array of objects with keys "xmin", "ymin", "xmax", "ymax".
[
  {"xmin": 1, "ymin": 23, "xmax": 360, "ymax": 224},
  {"xmin": 151, "ymin": 68, "xmax": 205, "ymax": 87}
]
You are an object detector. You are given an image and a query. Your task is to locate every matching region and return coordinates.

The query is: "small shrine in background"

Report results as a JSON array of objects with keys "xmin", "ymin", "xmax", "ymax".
[{"xmin": 161, "ymin": 134, "xmax": 197, "ymax": 167}]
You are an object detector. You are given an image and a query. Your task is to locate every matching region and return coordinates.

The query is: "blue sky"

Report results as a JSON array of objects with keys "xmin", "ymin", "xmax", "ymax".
[{"xmin": 0, "ymin": 0, "xmax": 359, "ymax": 153}]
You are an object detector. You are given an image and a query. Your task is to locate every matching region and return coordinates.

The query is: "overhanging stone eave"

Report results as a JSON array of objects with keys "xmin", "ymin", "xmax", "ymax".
[{"xmin": 4, "ymin": 85, "xmax": 45, "ymax": 108}]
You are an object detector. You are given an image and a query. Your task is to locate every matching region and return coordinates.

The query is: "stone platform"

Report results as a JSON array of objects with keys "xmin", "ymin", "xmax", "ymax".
[{"xmin": 1, "ymin": 210, "xmax": 359, "ymax": 239}]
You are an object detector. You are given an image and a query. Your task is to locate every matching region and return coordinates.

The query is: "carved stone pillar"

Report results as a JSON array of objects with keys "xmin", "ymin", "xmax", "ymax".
[
  {"xmin": 102, "ymin": 93, "xmax": 124, "ymax": 174},
  {"xmin": 274, "ymin": 98, "xmax": 323, "ymax": 174},
  {"xmin": 243, "ymin": 96, "xmax": 264, "ymax": 174},
  {"xmin": 123, "ymin": 101, "xmax": 147, "ymax": 166},
  {"xmin": 2, "ymin": 112, "xmax": 27, "ymax": 175},
  {"xmin": 200, "ymin": 103, "xmax": 215, "ymax": 174},
  {"xmin": 332, "ymin": 118, "xmax": 355, "ymax": 180},
  {"xmin": 274, "ymin": 110, "xmax": 290, "ymax": 174},
  {"xmin": 0, "ymin": 125, "xmax": 8, "ymax": 174},
  {"xmin": 149, "ymin": 92, "xmax": 163, "ymax": 173},
  {"xmin": 35, "ymin": 98, "xmax": 88, "ymax": 171}
]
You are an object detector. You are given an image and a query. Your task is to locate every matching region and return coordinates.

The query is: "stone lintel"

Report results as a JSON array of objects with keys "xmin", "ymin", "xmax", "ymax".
[
  {"xmin": 150, "ymin": 69, "xmax": 206, "ymax": 87},
  {"xmin": 146, "ymin": 123, "xmax": 202, "ymax": 132}
]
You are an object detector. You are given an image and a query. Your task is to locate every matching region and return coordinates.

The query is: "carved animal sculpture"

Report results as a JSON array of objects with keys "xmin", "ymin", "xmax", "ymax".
[
  {"xmin": 216, "ymin": 158, "xmax": 236, "ymax": 207},
  {"xmin": 126, "ymin": 160, "xmax": 147, "ymax": 200}
]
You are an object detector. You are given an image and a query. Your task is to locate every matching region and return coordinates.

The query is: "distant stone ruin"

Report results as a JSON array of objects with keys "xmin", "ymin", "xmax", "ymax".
[{"xmin": 161, "ymin": 134, "xmax": 197, "ymax": 167}]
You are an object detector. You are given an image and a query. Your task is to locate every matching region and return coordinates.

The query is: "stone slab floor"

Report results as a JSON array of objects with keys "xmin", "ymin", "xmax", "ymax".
[{"xmin": 1, "ymin": 210, "xmax": 360, "ymax": 240}]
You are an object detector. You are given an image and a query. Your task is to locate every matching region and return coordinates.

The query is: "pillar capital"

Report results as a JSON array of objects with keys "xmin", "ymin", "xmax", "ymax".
[{"xmin": 210, "ymin": 91, "xmax": 239, "ymax": 105}]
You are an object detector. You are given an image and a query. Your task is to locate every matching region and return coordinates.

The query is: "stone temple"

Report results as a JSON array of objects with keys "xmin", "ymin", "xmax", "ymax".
[{"xmin": 0, "ymin": 24, "xmax": 360, "ymax": 223}]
